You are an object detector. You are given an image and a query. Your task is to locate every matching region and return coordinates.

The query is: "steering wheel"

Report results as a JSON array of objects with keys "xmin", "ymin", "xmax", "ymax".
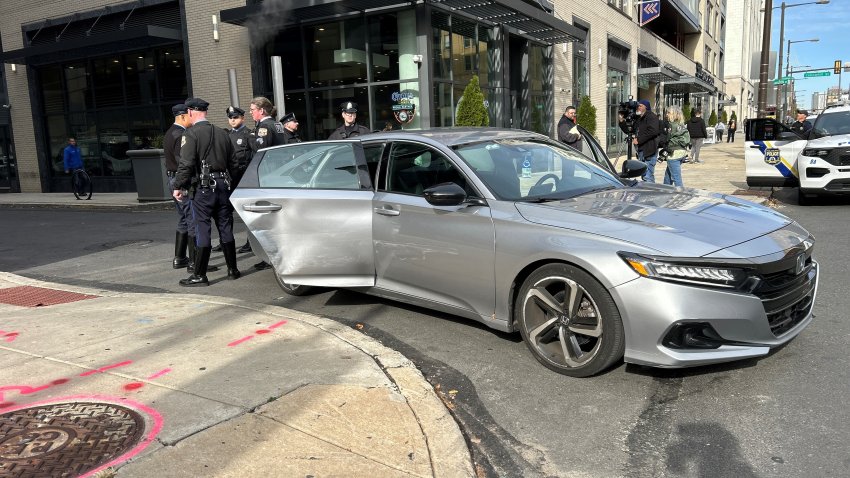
[{"xmin": 532, "ymin": 173, "xmax": 560, "ymax": 190}]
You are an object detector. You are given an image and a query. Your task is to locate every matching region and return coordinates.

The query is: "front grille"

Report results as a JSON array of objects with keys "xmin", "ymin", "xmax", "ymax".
[
  {"xmin": 752, "ymin": 259, "xmax": 817, "ymax": 336},
  {"xmin": 823, "ymin": 148, "xmax": 850, "ymax": 166}
]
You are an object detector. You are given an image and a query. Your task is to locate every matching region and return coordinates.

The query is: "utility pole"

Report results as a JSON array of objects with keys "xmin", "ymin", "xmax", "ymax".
[{"xmin": 757, "ymin": 0, "xmax": 773, "ymax": 117}]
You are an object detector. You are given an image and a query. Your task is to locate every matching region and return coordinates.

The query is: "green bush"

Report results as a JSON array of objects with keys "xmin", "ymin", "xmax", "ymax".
[
  {"xmin": 576, "ymin": 95, "xmax": 597, "ymax": 137},
  {"xmin": 721, "ymin": 110, "xmax": 728, "ymax": 123},
  {"xmin": 708, "ymin": 110, "xmax": 717, "ymax": 127},
  {"xmin": 455, "ymin": 76, "xmax": 489, "ymax": 127}
]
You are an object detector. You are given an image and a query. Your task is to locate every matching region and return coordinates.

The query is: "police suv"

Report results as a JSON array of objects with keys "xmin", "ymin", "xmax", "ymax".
[{"xmin": 745, "ymin": 102, "xmax": 850, "ymax": 204}]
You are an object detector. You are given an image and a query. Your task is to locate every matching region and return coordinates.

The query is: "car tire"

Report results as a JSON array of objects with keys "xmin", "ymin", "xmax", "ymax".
[
  {"xmin": 515, "ymin": 263, "xmax": 625, "ymax": 377},
  {"xmin": 273, "ymin": 269, "xmax": 314, "ymax": 296},
  {"xmin": 798, "ymin": 190, "xmax": 817, "ymax": 206}
]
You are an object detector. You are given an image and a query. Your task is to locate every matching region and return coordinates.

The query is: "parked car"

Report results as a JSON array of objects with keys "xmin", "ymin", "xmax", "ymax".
[
  {"xmin": 232, "ymin": 128, "xmax": 818, "ymax": 377},
  {"xmin": 745, "ymin": 103, "xmax": 850, "ymax": 204}
]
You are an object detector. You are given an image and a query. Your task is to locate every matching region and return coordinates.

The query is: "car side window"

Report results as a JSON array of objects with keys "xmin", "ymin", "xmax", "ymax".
[
  {"xmin": 747, "ymin": 119, "xmax": 798, "ymax": 141},
  {"xmin": 257, "ymin": 143, "xmax": 362, "ymax": 189},
  {"xmin": 384, "ymin": 142, "xmax": 475, "ymax": 196},
  {"xmin": 362, "ymin": 143, "xmax": 386, "ymax": 190}
]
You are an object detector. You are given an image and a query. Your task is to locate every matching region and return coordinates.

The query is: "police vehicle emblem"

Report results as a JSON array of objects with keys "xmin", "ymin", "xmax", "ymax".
[
  {"xmin": 258, "ymin": 128, "xmax": 268, "ymax": 137},
  {"xmin": 764, "ymin": 148, "xmax": 781, "ymax": 165}
]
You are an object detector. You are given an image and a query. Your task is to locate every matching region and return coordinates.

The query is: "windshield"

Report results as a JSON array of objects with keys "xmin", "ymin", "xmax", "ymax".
[
  {"xmin": 454, "ymin": 139, "xmax": 624, "ymax": 201},
  {"xmin": 810, "ymin": 110, "xmax": 850, "ymax": 139}
]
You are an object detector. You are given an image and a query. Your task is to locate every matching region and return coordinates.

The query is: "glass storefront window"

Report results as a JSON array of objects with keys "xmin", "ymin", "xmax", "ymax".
[
  {"xmin": 433, "ymin": 82, "xmax": 452, "ymax": 127},
  {"xmin": 606, "ymin": 68, "xmax": 628, "ymax": 154},
  {"xmin": 97, "ymin": 109, "xmax": 130, "ymax": 176},
  {"xmin": 478, "ymin": 26, "xmax": 492, "ymax": 88},
  {"xmin": 65, "ymin": 63, "xmax": 92, "ymax": 112},
  {"xmin": 432, "ymin": 12, "xmax": 451, "ymax": 80},
  {"xmin": 41, "ymin": 66, "xmax": 64, "ymax": 114},
  {"xmin": 306, "ymin": 19, "xmax": 368, "ymax": 88},
  {"xmin": 372, "ymin": 80, "xmax": 421, "ymax": 131},
  {"xmin": 452, "ymin": 17, "xmax": 477, "ymax": 89},
  {"xmin": 158, "ymin": 48, "xmax": 187, "ymax": 101},
  {"xmin": 124, "ymin": 52, "xmax": 157, "ymax": 106},
  {"xmin": 68, "ymin": 111, "xmax": 102, "ymax": 176},
  {"xmin": 45, "ymin": 115, "xmax": 68, "ymax": 174},
  {"xmin": 93, "ymin": 57, "xmax": 125, "ymax": 108},
  {"xmin": 311, "ymin": 87, "xmax": 368, "ymax": 139}
]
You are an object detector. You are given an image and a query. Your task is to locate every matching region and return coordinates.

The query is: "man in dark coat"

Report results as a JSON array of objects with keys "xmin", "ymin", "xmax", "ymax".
[
  {"xmin": 164, "ymin": 104, "xmax": 196, "ymax": 270},
  {"xmin": 790, "ymin": 110, "xmax": 813, "ymax": 136},
  {"xmin": 281, "ymin": 112, "xmax": 301, "ymax": 144},
  {"xmin": 557, "ymin": 106, "xmax": 582, "ymax": 152},
  {"xmin": 619, "ymin": 100, "xmax": 660, "ymax": 182},
  {"xmin": 225, "ymin": 105, "xmax": 255, "ymax": 254},
  {"xmin": 686, "ymin": 109, "xmax": 708, "ymax": 164},
  {"xmin": 172, "ymin": 97, "xmax": 241, "ymax": 286},
  {"xmin": 328, "ymin": 101, "xmax": 370, "ymax": 139}
]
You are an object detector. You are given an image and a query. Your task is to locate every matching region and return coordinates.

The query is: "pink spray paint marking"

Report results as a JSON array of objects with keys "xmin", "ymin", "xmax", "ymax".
[
  {"xmin": 79, "ymin": 360, "xmax": 133, "ymax": 377},
  {"xmin": 123, "ymin": 382, "xmax": 144, "ymax": 391},
  {"xmin": 227, "ymin": 335, "xmax": 254, "ymax": 347},
  {"xmin": 0, "ymin": 378, "xmax": 70, "ymax": 402},
  {"xmin": 0, "ymin": 330, "xmax": 19, "ymax": 342},
  {"xmin": 268, "ymin": 320, "xmax": 288, "ymax": 329},
  {"xmin": 0, "ymin": 395, "xmax": 164, "ymax": 478},
  {"xmin": 147, "ymin": 368, "xmax": 172, "ymax": 380}
]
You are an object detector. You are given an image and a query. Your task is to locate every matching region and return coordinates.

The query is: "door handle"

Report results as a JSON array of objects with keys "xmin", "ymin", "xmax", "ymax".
[
  {"xmin": 374, "ymin": 206, "xmax": 400, "ymax": 216},
  {"xmin": 243, "ymin": 202, "xmax": 282, "ymax": 212}
]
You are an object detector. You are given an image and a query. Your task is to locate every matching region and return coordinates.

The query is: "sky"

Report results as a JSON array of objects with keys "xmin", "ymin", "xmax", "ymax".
[{"xmin": 766, "ymin": 0, "xmax": 850, "ymax": 109}]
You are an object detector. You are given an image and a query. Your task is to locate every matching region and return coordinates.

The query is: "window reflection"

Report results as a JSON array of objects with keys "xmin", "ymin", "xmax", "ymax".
[
  {"xmin": 65, "ymin": 63, "xmax": 92, "ymax": 112},
  {"xmin": 306, "ymin": 19, "xmax": 367, "ymax": 88}
]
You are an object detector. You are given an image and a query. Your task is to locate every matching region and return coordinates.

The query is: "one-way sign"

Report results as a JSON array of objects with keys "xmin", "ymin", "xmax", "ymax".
[{"xmin": 639, "ymin": 0, "xmax": 661, "ymax": 26}]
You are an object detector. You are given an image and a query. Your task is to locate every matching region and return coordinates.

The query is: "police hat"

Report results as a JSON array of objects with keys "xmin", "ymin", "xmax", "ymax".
[
  {"xmin": 340, "ymin": 101, "xmax": 358, "ymax": 113},
  {"xmin": 226, "ymin": 106, "xmax": 245, "ymax": 118},
  {"xmin": 172, "ymin": 104, "xmax": 189, "ymax": 116},
  {"xmin": 185, "ymin": 97, "xmax": 209, "ymax": 111},
  {"xmin": 281, "ymin": 112, "xmax": 297, "ymax": 124}
]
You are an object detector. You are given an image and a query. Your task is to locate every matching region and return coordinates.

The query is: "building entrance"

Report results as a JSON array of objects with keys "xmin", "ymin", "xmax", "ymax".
[{"xmin": 0, "ymin": 126, "xmax": 17, "ymax": 192}]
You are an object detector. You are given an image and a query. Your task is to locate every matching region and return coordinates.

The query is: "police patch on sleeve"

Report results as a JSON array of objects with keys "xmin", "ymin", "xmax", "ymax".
[
  {"xmin": 258, "ymin": 128, "xmax": 268, "ymax": 137},
  {"xmin": 181, "ymin": 136, "xmax": 186, "ymax": 147},
  {"xmin": 257, "ymin": 138, "xmax": 264, "ymax": 145},
  {"xmin": 274, "ymin": 123, "xmax": 284, "ymax": 134}
]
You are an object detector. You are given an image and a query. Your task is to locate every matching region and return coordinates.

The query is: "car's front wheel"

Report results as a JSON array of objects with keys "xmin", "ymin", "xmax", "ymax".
[
  {"xmin": 515, "ymin": 263, "xmax": 624, "ymax": 377},
  {"xmin": 273, "ymin": 269, "xmax": 314, "ymax": 296}
]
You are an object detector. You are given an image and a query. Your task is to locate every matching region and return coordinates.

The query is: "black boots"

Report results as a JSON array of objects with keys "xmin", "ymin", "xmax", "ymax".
[
  {"xmin": 180, "ymin": 246, "xmax": 211, "ymax": 286},
  {"xmin": 222, "ymin": 241, "xmax": 241, "ymax": 280},
  {"xmin": 172, "ymin": 231, "xmax": 189, "ymax": 269},
  {"xmin": 237, "ymin": 239, "xmax": 252, "ymax": 253},
  {"xmin": 187, "ymin": 236, "xmax": 218, "ymax": 273}
]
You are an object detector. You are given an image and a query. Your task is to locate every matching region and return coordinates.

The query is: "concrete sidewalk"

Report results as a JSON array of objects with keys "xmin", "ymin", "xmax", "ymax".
[
  {"xmin": 0, "ymin": 272, "xmax": 474, "ymax": 477},
  {"xmin": 0, "ymin": 140, "xmax": 768, "ymax": 210}
]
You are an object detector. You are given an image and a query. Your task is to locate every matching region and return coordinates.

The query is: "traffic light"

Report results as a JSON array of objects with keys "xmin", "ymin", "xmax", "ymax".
[{"xmin": 835, "ymin": 60, "xmax": 842, "ymax": 75}]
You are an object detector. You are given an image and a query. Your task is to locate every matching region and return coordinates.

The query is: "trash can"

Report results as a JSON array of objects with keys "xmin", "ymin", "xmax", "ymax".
[{"xmin": 127, "ymin": 149, "xmax": 171, "ymax": 202}]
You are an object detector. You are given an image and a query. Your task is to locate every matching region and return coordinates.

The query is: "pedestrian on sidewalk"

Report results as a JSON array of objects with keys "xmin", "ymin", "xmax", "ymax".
[
  {"xmin": 686, "ymin": 109, "xmax": 708, "ymax": 164},
  {"xmin": 662, "ymin": 106, "xmax": 690, "ymax": 187},
  {"xmin": 715, "ymin": 120, "xmax": 725, "ymax": 143},
  {"xmin": 619, "ymin": 100, "xmax": 660, "ymax": 182},
  {"xmin": 727, "ymin": 117, "xmax": 737, "ymax": 142},
  {"xmin": 62, "ymin": 137, "xmax": 84, "ymax": 192},
  {"xmin": 557, "ymin": 105, "xmax": 582, "ymax": 152},
  {"xmin": 173, "ymin": 97, "xmax": 242, "ymax": 286}
]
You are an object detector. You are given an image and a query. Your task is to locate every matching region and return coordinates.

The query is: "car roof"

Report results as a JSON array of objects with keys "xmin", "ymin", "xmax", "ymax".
[{"xmin": 360, "ymin": 128, "xmax": 549, "ymax": 147}]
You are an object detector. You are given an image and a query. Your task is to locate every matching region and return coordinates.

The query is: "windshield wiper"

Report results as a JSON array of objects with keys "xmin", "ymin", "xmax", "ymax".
[{"xmin": 524, "ymin": 195, "xmax": 567, "ymax": 203}]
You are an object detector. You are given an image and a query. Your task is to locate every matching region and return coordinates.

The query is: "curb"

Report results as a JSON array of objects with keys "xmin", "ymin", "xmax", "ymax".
[
  {"xmin": 0, "ymin": 272, "xmax": 476, "ymax": 477},
  {"xmin": 0, "ymin": 201, "xmax": 173, "ymax": 211}
]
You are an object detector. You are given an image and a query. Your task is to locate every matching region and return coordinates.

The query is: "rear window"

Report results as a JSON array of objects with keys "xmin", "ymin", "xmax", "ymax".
[{"xmin": 257, "ymin": 143, "xmax": 363, "ymax": 189}]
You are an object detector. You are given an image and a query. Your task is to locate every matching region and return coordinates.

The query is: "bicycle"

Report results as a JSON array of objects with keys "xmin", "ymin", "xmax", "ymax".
[{"xmin": 71, "ymin": 168, "xmax": 93, "ymax": 200}]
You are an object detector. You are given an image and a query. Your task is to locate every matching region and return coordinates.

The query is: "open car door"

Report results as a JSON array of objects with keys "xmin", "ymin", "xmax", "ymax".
[
  {"xmin": 230, "ymin": 141, "xmax": 375, "ymax": 288},
  {"xmin": 745, "ymin": 118, "xmax": 806, "ymax": 187}
]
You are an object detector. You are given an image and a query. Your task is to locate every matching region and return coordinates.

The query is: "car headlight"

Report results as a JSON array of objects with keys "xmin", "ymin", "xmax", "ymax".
[
  {"xmin": 619, "ymin": 253, "xmax": 748, "ymax": 289},
  {"xmin": 801, "ymin": 148, "xmax": 832, "ymax": 157}
]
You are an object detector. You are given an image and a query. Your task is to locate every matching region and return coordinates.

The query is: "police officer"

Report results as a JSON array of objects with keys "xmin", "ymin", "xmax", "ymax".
[
  {"xmin": 224, "ymin": 106, "xmax": 256, "ymax": 254},
  {"xmin": 328, "ymin": 101, "xmax": 370, "ymax": 139},
  {"xmin": 173, "ymin": 97, "xmax": 241, "ymax": 286},
  {"xmin": 164, "ymin": 104, "xmax": 194, "ymax": 270},
  {"xmin": 246, "ymin": 96, "xmax": 287, "ymax": 270},
  {"xmin": 280, "ymin": 112, "xmax": 301, "ymax": 144}
]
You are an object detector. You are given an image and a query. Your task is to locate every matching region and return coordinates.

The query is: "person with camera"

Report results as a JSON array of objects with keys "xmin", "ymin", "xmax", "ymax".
[
  {"xmin": 660, "ymin": 106, "xmax": 690, "ymax": 187},
  {"xmin": 619, "ymin": 99, "xmax": 660, "ymax": 183}
]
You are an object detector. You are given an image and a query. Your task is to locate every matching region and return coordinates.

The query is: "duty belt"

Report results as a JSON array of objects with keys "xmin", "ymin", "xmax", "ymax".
[
  {"xmin": 166, "ymin": 171, "xmax": 177, "ymax": 178},
  {"xmin": 209, "ymin": 172, "xmax": 228, "ymax": 179}
]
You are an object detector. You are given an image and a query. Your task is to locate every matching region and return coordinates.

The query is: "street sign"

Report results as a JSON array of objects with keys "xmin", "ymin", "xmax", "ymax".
[
  {"xmin": 804, "ymin": 71, "xmax": 831, "ymax": 78},
  {"xmin": 639, "ymin": 0, "xmax": 660, "ymax": 26},
  {"xmin": 780, "ymin": 76, "xmax": 793, "ymax": 81},
  {"xmin": 773, "ymin": 79, "xmax": 789, "ymax": 85}
]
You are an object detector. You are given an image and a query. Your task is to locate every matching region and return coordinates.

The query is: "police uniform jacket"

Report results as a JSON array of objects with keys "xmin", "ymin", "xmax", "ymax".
[
  {"xmin": 164, "ymin": 123, "xmax": 186, "ymax": 172},
  {"xmin": 253, "ymin": 117, "xmax": 286, "ymax": 152},
  {"xmin": 282, "ymin": 128, "xmax": 302, "ymax": 144},
  {"xmin": 328, "ymin": 123, "xmax": 371, "ymax": 140},
  {"xmin": 790, "ymin": 120, "xmax": 812, "ymax": 136},
  {"xmin": 173, "ymin": 120, "xmax": 238, "ymax": 195}
]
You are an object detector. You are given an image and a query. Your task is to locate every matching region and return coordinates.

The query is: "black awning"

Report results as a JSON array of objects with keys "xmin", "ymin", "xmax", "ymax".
[
  {"xmin": 221, "ymin": 0, "xmax": 584, "ymax": 44},
  {"xmin": 0, "ymin": 25, "xmax": 182, "ymax": 66},
  {"xmin": 637, "ymin": 66, "xmax": 682, "ymax": 83},
  {"xmin": 429, "ymin": 0, "xmax": 583, "ymax": 44},
  {"xmin": 221, "ymin": 0, "xmax": 414, "ymax": 27}
]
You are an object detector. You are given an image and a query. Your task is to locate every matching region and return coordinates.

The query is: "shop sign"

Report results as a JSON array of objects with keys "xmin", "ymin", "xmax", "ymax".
[{"xmin": 391, "ymin": 91, "xmax": 416, "ymax": 125}]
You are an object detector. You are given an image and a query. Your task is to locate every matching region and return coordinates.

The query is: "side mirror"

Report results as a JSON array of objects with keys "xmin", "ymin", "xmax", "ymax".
[
  {"xmin": 423, "ymin": 182, "xmax": 467, "ymax": 206},
  {"xmin": 620, "ymin": 159, "xmax": 647, "ymax": 179}
]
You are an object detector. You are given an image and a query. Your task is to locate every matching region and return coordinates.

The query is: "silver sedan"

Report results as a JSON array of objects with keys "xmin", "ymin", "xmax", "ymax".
[{"xmin": 231, "ymin": 128, "xmax": 818, "ymax": 377}]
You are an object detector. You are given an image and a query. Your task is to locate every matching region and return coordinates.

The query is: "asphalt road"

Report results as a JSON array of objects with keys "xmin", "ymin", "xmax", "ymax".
[{"xmin": 1, "ymin": 192, "xmax": 848, "ymax": 477}]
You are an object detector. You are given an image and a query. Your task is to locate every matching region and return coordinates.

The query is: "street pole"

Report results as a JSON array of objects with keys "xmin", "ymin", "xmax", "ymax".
[
  {"xmin": 785, "ymin": 40, "xmax": 791, "ymax": 121},
  {"xmin": 777, "ymin": 2, "xmax": 786, "ymax": 120},
  {"xmin": 757, "ymin": 0, "xmax": 773, "ymax": 117}
]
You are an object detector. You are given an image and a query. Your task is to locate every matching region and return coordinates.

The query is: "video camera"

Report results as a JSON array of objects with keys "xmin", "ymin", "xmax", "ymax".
[{"xmin": 618, "ymin": 97, "xmax": 639, "ymax": 134}]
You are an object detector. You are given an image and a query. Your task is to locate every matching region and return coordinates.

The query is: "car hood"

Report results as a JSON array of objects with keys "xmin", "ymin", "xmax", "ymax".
[
  {"xmin": 515, "ymin": 184, "xmax": 793, "ymax": 257},
  {"xmin": 805, "ymin": 133, "xmax": 850, "ymax": 147}
]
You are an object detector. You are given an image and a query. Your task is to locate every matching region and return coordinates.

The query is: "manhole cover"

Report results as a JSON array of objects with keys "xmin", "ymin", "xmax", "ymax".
[
  {"xmin": 0, "ymin": 402, "xmax": 145, "ymax": 477},
  {"xmin": 0, "ymin": 286, "xmax": 98, "ymax": 308}
]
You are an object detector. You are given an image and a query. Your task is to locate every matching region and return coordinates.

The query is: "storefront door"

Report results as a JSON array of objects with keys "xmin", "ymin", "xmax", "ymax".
[{"xmin": 0, "ymin": 126, "xmax": 18, "ymax": 192}]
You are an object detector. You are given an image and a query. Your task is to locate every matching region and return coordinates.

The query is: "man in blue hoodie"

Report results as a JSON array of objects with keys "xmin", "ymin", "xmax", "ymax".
[{"xmin": 63, "ymin": 137, "xmax": 84, "ymax": 193}]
